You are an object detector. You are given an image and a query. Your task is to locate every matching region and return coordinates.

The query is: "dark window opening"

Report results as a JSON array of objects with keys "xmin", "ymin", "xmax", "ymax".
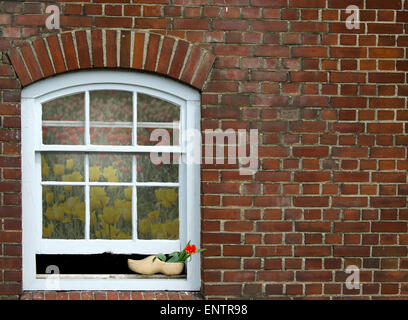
[{"xmin": 36, "ymin": 253, "xmax": 186, "ymax": 276}]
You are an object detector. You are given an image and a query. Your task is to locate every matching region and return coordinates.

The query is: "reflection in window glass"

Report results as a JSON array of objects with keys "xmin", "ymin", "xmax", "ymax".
[
  {"xmin": 42, "ymin": 153, "xmax": 84, "ymax": 182},
  {"xmin": 42, "ymin": 93, "xmax": 84, "ymax": 121},
  {"xmin": 137, "ymin": 127, "xmax": 179, "ymax": 146},
  {"xmin": 89, "ymin": 153, "xmax": 132, "ymax": 182},
  {"xmin": 137, "ymin": 93, "xmax": 179, "ymax": 122},
  {"xmin": 90, "ymin": 90, "xmax": 133, "ymax": 146},
  {"xmin": 137, "ymin": 187, "xmax": 179, "ymax": 240},
  {"xmin": 42, "ymin": 185, "xmax": 85, "ymax": 239},
  {"xmin": 90, "ymin": 127, "xmax": 132, "ymax": 146},
  {"xmin": 136, "ymin": 153, "xmax": 178, "ymax": 182},
  {"xmin": 90, "ymin": 186, "xmax": 132, "ymax": 240},
  {"xmin": 42, "ymin": 127, "xmax": 84, "ymax": 145},
  {"xmin": 90, "ymin": 90, "xmax": 132, "ymax": 122}
]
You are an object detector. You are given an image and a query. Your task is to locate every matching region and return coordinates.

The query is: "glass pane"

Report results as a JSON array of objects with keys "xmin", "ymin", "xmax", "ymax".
[
  {"xmin": 137, "ymin": 93, "xmax": 179, "ymax": 122},
  {"xmin": 42, "ymin": 93, "xmax": 84, "ymax": 121},
  {"xmin": 90, "ymin": 127, "xmax": 132, "ymax": 146},
  {"xmin": 42, "ymin": 185, "xmax": 85, "ymax": 239},
  {"xmin": 136, "ymin": 153, "xmax": 178, "ymax": 182},
  {"xmin": 43, "ymin": 127, "xmax": 84, "ymax": 145},
  {"xmin": 90, "ymin": 90, "xmax": 133, "ymax": 146},
  {"xmin": 137, "ymin": 127, "xmax": 179, "ymax": 146},
  {"xmin": 137, "ymin": 187, "xmax": 179, "ymax": 240},
  {"xmin": 42, "ymin": 153, "xmax": 84, "ymax": 182},
  {"xmin": 89, "ymin": 153, "xmax": 132, "ymax": 182},
  {"xmin": 90, "ymin": 186, "xmax": 132, "ymax": 240},
  {"xmin": 90, "ymin": 90, "xmax": 132, "ymax": 122}
]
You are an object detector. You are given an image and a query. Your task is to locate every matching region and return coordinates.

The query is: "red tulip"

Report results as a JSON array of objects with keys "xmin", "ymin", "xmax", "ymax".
[{"xmin": 185, "ymin": 244, "xmax": 196, "ymax": 255}]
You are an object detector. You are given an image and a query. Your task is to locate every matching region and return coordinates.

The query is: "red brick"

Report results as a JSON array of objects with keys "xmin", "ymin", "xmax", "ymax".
[
  {"xmin": 105, "ymin": 30, "xmax": 117, "ymax": 68},
  {"xmin": 7, "ymin": 48, "xmax": 31, "ymax": 86},
  {"xmin": 46, "ymin": 35, "xmax": 66, "ymax": 74},
  {"xmin": 119, "ymin": 30, "xmax": 131, "ymax": 68},
  {"xmin": 91, "ymin": 29, "xmax": 103, "ymax": 68},
  {"xmin": 145, "ymin": 34, "xmax": 160, "ymax": 72},
  {"xmin": 132, "ymin": 33, "xmax": 145, "ymax": 70},
  {"xmin": 168, "ymin": 40, "xmax": 189, "ymax": 79}
]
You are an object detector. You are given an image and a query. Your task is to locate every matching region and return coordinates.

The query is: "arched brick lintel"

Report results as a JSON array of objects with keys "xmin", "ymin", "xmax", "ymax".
[{"xmin": 7, "ymin": 29, "xmax": 216, "ymax": 91}]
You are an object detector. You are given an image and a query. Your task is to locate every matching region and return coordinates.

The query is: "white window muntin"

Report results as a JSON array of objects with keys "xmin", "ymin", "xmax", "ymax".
[{"xmin": 22, "ymin": 71, "xmax": 201, "ymax": 291}]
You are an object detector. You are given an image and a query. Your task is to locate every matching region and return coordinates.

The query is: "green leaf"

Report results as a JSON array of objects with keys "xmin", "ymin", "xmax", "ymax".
[
  {"xmin": 154, "ymin": 253, "xmax": 167, "ymax": 262},
  {"xmin": 167, "ymin": 255, "xmax": 181, "ymax": 263}
]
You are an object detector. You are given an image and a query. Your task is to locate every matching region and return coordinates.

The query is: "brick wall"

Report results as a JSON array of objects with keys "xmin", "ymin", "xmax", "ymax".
[{"xmin": 1, "ymin": 0, "xmax": 408, "ymax": 300}]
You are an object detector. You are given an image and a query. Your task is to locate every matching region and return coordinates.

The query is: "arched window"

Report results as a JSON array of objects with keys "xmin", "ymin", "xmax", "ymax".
[{"xmin": 22, "ymin": 71, "xmax": 201, "ymax": 291}]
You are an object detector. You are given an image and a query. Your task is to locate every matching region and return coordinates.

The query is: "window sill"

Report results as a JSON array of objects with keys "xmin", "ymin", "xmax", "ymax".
[{"xmin": 36, "ymin": 274, "xmax": 186, "ymax": 280}]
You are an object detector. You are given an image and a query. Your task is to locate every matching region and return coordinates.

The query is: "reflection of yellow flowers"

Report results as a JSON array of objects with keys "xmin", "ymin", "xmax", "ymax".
[
  {"xmin": 71, "ymin": 171, "xmax": 82, "ymax": 182},
  {"xmin": 53, "ymin": 164, "xmax": 64, "ymax": 176},
  {"xmin": 63, "ymin": 171, "xmax": 82, "ymax": 182},
  {"xmin": 58, "ymin": 194, "xmax": 65, "ymax": 201},
  {"xmin": 43, "ymin": 223, "xmax": 54, "ymax": 238},
  {"xmin": 90, "ymin": 211, "xmax": 97, "ymax": 228},
  {"xmin": 46, "ymin": 192, "xmax": 54, "ymax": 204},
  {"xmin": 72, "ymin": 201, "xmax": 85, "ymax": 222},
  {"xmin": 97, "ymin": 222, "xmax": 130, "ymax": 239},
  {"xmin": 124, "ymin": 187, "xmax": 132, "ymax": 201},
  {"xmin": 66, "ymin": 159, "xmax": 74, "ymax": 171},
  {"xmin": 90, "ymin": 187, "xmax": 109, "ymax": 210},
  {"xmin": 89, "ymin": 166, "xmax": 101, "ymax": 181},
  {"xmin": 64, "ymin": 197, "xmax": 80, "ymax": 214},
  {"xmin": 103, "ymin": 166, "xmax": 118, "ymax": 182},
  {"xmin": 165, "ymin": 218, "xmax": 179, "ymax": 239},
  {"xmin": 139, "ymin": 218, "xmax": 151, "ymax": 236},
  {"xmin": 114, "ymin": 199, "xmax": 132, "ymax": 222},
  {"xmin": 148, "ymin": 210, "xmax": 159, "ymax": 220},
  {"xmin": 64, "ymin": 185, "xmax": 72, "ymax": 192},
  {"xmin": 41, "ymin": 156, "xmax": 49, "ymax": 178},
  {"xmin": 101, "ymin": 206, "xmax": 119, "ymax": 225},
  {"xmin": 155, "ymin": 188, "xmax": 178, "ymax": 208},
  {"xmin": 138, "ymin": 217, "xmax": 178, "ymax": 239},
  {"xmin": 151, "ymin": 223, "xmax": 167, "ymax": 239},
  {"xmin": 46, "ymin": 203, "xmax": 65, "ymax": 222}
]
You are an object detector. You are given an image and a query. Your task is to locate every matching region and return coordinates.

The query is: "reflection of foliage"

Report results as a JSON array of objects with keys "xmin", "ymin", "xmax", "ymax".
[
  {"xmin": 90, "ymin": 186, "xmax": 132, "ymax": 240},
  {"xmin": 138, "ymin": 187, "xmax": 179, "ymax": 240},
  {"xmin": 137, "ymin": 154, "xmax": 178, "ymax": 182},
  {"xmin": 42, "ymin": 93, "xmax": 84, "ymax": 121},
  {"xmin": 43, "ymin": 127, "xmax": 84, "ymax": 145},
  {"xmin": 89, "ymin": 153, "xmax": 132, "ymax": 182},
  {"xmin": 137, "ymin": 127, "xmax": 177, "ymax": 146},
  {"xmin": 42, "ymin": 185, "xmax": 85, "ymax": 239},
  {"xmin": 42, "ymin": 153, "xmax": 84, "ymax": 182},
  {"xmin": 41, "ymin": 91, "xmax": 180, "ymax": 241},
  {"xmin": 90, "ymin": 90, "xmax": 132, "ymax": 122},
  {"xmin": 91, "ymin": 127, "xmax": 132, "ymax": 146},
  {"xmin": 138, "ymin": 93, "xmax": 179, "ymax": 122}
]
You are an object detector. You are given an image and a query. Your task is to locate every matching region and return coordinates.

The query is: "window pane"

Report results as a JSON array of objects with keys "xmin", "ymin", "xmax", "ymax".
[
  {"xmin": 136, "ymin": 153, "xmax": 178, "ymax": 182},
  {"xmin": 43, "ymin": 127, "xmax": 84, "ymax": 145},
  {"xmin": 137, "ymin": 187, "xmax": 179, "ymax": 240},
  {"xmin": 42, "ymin": 93, "xmax": 84, "ymax": 121},
  {"xmin": 90, "ymin": 186, "xmax": 132, "ymax": 240},
  {"xmin": 90, "ymin": 90, "xmax": 133, "ymax": 146},
  {"xmin": 137, "ymin": 127, "xmax": 179, "ymax": 146},
  {"xmin": 90, "ymin": 127, "xmax": 132, "ymax": 146},
  {"xmin": 137, "ymin": 93, "xmax": 179, "ymax": 122},
  {"xmin": 90, "ymin": 90, "xmax": 132, "ymax": 122},
  {"xmin": 42, "ymin": 185, "xmax": 85, "ymax": 239},
  {"xmin": 41, "ymin": 153, "xmax": 84, "ymax": 182},
  {"xmin": 89, "ymin": 153, "xmax": 132, "ymax": 182}
]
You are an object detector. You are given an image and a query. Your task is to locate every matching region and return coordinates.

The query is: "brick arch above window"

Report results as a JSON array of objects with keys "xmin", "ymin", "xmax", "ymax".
[{"xmin": 7, "ymin": 29, "xmax": 216, "ymax": 90}]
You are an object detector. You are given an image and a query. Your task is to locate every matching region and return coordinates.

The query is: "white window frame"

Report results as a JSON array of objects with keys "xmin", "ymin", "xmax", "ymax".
[{"xmin": 21, "ymin": 70, "xmax": 201, "ymax": 291}]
